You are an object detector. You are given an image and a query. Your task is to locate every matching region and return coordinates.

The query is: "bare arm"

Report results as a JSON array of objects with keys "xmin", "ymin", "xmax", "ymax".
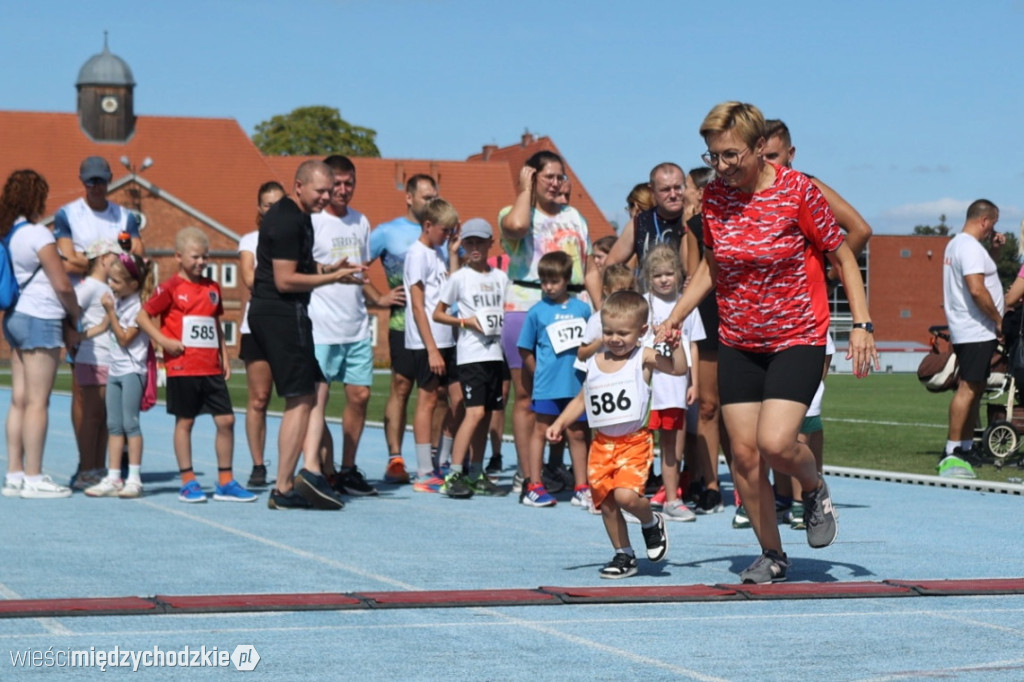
[
  {"xmin": 964, "ymin": 273, "xmax": 1004, "ymax": 330},
  {"xmin": 603, "ymin": 219, "xmax": 636, "ymax": 268},
  {"xmin": 1006, "ymin": 277, "xmax": 1024, "ymax": 309},
  {"xmin": 39, "ymin": 243, "xmax": 81, "ymax": 324},
  {"xmin": 499, "ymin": 167, "xmax": 536, "ymax": 241},
  {"xmin": 136, "ymin": 308, "xmax": 183, "ymax": 357},
  {"xmin": 271, "ymin": 258, "xmax": 365, "ymax": 293},
  {"xmin": 56, "ymin": 236, "xmax": 87, "ymax": 276},
  {"xmin": 684, "ymin": 229, "xmax": 700, "ymax": 280},
  {"xmin": 101, "ymin": 294, "xmax": 141, "ymax": 348},
  {"xmin": 545, "ymin": 390, "xmax": 586, "ymax": 441},
  {"xmin": 363, "ymin": 282, "xmax": 405, "ymax": 309},
  {"xmin": 811, "ymin": 178, "xmax": 872, "ymax": 259},
  {"xmin": 239, "ymin": 251, "xmax": 256, "ymax": 290},
  {"xmin": 410, "ymin": 282, "xmax": 445, "ymax": 376}
]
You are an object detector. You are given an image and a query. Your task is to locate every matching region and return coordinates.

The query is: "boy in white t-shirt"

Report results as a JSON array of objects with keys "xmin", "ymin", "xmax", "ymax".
[
  {"xmin": 433, "ymin": 219, "xmax": 510, "ymax": 498},
  {"xmin": 402, "ymin": 198, "xmax": 461, "ymax": 492}
]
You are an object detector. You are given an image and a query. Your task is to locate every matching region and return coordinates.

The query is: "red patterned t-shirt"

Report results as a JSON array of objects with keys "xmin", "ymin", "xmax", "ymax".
[
  {"xmin": 143, "ymin": 274, "xmax": 225, "ymax": 377},
  {"xmin": 703, "ymin": 163, "xmax": 844, "ymax": 352}
]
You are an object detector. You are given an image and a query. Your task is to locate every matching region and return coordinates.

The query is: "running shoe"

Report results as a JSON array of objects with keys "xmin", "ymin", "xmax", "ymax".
[
  {"xmin": 789, "ymin": 501, "xmax": 806, "ymax": 530},
  {"xmin": 267, "ymin": 488, "xmax": 312, "ymax": 510},
  {"xmin": 541, "ymin": 463, "xmax": 568, "ymax": 494},
  {"xmin": 663, "ymin": 499, "xmax": 697, "ymax": 522},
  {"xmin": 247, "ymin": 464, "xmax": 268, "ymax": 487},
  {"xmin": 641, "ymin": 512, "xmax": 669, "ymax": 562},
  {"xmin": 732, "ymin": 504, "xmax": 751, "ymax": 529},
  {"xmin": 1, "ymin": 477, "xmax": 23, "ymax": 498},
  {"xmin": 335, "ymin": 468, "xmax": 378, "ymax": 497},
  {"xmin": 512, "ymin": 472, "xmax": 525, "ymax": 494},
  {"xmin": 84, "ymin": 477, "xmax": 123, "ymax": 498},
  {"xmin": 651, "ymin": 486, "xmax": 682, "ymax": 508},
  {"xmin": 119, "ymin": 480, "xmax": 143, "ymax": 499},
  {"xmin": 177, "ymin": 480, "xmax": 207, "ymax": 504},
  {"xmin": 803, "ymin": 478, "xmax": 838, "ymax": 548},
  {"xmin": 20, "ymin": 475, "xmax": 72, "ymax": 499},
  {"xmin": 384, "ymin": 457, "xmax": 411, "ymax": 485},
  {"xmin": 412, "ymin": 474, "xmax": 444, "ymax": 493},
  {"xmin": 295, "ymin": 469, "xmax": 344, "ymax": 510},
  {"xmin": 570, "ymin": 486, "xmax": 593, "ymax": 510},
  {"xmin": 599, "ymin": 552, "xmax": 638, "ymax": 579},
  {"xmin": 213, "ymin": 480, "xmax": 258, "ymax": 503},
  {"xmin": 521, "ymin": 482, "xmax": 556, "ymax": 507},
  {"xmin": 484, "ymin": 453, "xmax": 503, "ymax": 474},
  {"xmin": 696, "ymin": 487, "xmax": 724, "ymax": 514},
  {"xmin": 70, "ymin": 468, "xmax": 104, "ymax": 491},
  {"xmin": 739, "ymin": 549, "xmax": 790, "ymax": 584},
  {"xmin": 468, "ymin": 472, "xmax": 508, "ymax": 497},
  {"xmin": 937, "ymin": 454, "xmax": 977, "ymax": 479},
  {"xmin": 441, "ymin": 471, "xmax": 474, "ymax": 499}
]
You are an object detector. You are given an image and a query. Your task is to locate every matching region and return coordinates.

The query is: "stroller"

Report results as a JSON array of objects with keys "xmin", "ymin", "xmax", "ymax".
[{"xmin": 918, "ymin": 323, "xmax": 1024, "ymax": 469}]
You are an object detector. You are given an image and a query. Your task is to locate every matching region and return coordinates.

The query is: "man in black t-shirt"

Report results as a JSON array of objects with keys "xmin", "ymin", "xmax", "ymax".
[
  {"xmin": 586, "ymin": 162, "xmax": 689, "ymax": 303},
  {"xmin": 249, "ymin": 159, "xmax": 365, "ymax": 511}
]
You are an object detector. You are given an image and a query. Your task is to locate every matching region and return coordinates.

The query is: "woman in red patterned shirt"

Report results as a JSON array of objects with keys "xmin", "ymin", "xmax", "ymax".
[{"xmin": 660, "ymin": 102, "xmax": 877, "ymax": 584}]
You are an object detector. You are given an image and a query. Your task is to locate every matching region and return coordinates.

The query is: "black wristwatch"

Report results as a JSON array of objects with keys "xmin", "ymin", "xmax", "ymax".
[{"xmin": 852, "ymin": 322, "xmax": 874, "ymax": 333}]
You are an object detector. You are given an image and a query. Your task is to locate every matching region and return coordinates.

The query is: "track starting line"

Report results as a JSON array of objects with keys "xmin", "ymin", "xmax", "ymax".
[{"xmin": 2, "ymin": 578, "xmax": 1022, "ymax": 619}]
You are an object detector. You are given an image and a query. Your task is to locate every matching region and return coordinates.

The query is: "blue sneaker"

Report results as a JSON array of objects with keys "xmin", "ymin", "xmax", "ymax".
[
  {"xmin": 521, "ymin": 483, "xmax": 556, "ymax": 507},
  {"xmin": 213, "ymin": 479, "xmax": 258, "ymax": 503},
  {"xmin": 178, "ymin": 480, "xmax": 207, "ymax": 503}
]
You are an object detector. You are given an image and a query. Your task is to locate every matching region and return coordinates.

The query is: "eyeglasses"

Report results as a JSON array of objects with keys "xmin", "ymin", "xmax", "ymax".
[
  {"xmin": 540, "ymin": 173, "xmax": 568, "ymax": 185},
  {"xmin": 700, "ymin": 148, "xmax": 749, "ymax": 168}
]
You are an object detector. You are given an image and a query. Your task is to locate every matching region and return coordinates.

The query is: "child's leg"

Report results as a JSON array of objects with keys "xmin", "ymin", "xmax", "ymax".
[
  {"xmin": 452, "ymin": 405, "xmax": 487, "ymax": 470},
  {"xmin": 470, "ymin": 410, "xmax": 492, "ymax": 468},
  {"xmin": 600, "ymin": 494, "xmax": 631, "ymax": 550},
  {"xmin": 565, "ymin": 422, "xmax": 590, "ymax": 489},
  {"xmin": 529, "ymin": 413, "xmax": 554, "ymax": 485},
  {"xmin": 105, "ymin": 375, "xmax": 126, "ymax": 478},
  {"xmin": 413, "ymin": 380, "xmax": 439, "ymax": 476},
  {"xmin": 616, "ymin": 487, "xmax": 655, "ymax": 525},
  {"xmin": 660, "ymin": 428, "xmax": 682, "ymax": 503},
  {"xmin": 120, "ymin": 373, "xmax": 146, "ymax": 471},
  {"xmin": 213, "ymin": 412, "xmax": 236, "ymax": 482},
  {"xmin": 173, "ymin": 416, "xmax": 196, "ymax": 482}
]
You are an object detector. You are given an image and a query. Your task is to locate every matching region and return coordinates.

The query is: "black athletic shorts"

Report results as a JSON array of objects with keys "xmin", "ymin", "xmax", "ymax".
[
  {"xmin": 953, "ymin": 339, "xmax": 998, "ymax": 383},
  {"xmin": 248, "ymin": 306, "xmax": 324, "ymax": 398},
  {"xmin": 458, "ymin": 361, "xmax": 506, "ymax": 410},
  {"xmin": 238, "ymin": 333, "xmax": 266, "ymax": 363},
  {"xmin": 718, "ymin": 344, "xmax": 825, "ymax": 407},
  {"xmin": 389, "ymin": 329, "xmax": 417, "ymax": 380},
  {"xmin": 166, "ymin": 375, "xmax": 234, "ymax": 418},
  {"xmin": 409, "ymin": 346, "xmax": 457, "ymax": 389}
]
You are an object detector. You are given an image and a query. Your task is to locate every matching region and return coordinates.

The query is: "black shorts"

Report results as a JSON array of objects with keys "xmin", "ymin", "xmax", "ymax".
[
  {"xmin": 953, "ymin": 339, "xmax": 998, "ymax": 383},
  {"xmin": 458, "ymin": 361, "xmax": 506, "ymax": 410},
  {"xmin": 248, "ymin": 308, "xmax": 324, "ymax": 398},
  {"xmin": 410, "ymin": 346, "xmax": 457, "ymax": 389},
  {"xmin": 238, "ymin": 333, "xmax": 266, "ymax": 363},
  {"xmin": 695, "ymin": 293, "xmax": 720, "ymax": 353},
  {"xmin": 718, "ymin": 344, "xmax": 825, "ymax": 407},
  {"xmin": 389, "ymin": 329, "xmax": 417, "ymax": 380},
  {"xmin": 166, "ymin": 375, "xmax": 234, "ymax": 418}
]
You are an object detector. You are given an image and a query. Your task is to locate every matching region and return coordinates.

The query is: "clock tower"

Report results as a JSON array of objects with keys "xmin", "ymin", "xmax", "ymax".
[{"xmin": 76, "ymin": 33, "xmax": 136, "ymax": 142}]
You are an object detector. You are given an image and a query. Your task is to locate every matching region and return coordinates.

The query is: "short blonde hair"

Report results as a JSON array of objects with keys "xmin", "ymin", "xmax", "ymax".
[
  {"xmin": 602, "ymin": 263, "xmax": 636, "ymax": 294},
  {"xmin": 699, "ymin": 101, "xmax": 766, "ymax": 150},
  {"xmin": 175, "ymin": 226, "xmax": 209, "ymax": 253},
  {"xmin": 420, "ymin": 197, "xmax": 459, "ymax": 228},
  {"xmin": 641, "ymin": 244, "xmax": 683, "ymax": 296},
  {"xmin": 601, "ymin": 290, "xmax": 648, "ymax": 328}
]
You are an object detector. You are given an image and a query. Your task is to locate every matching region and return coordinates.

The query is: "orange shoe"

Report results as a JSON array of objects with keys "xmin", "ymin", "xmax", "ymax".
[{"xmin": 384, "ymin": 457, "xmax": 410, "ymax": 484}]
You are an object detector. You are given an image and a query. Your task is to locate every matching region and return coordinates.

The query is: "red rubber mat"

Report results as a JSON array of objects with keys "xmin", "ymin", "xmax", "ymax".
[
  {"xmin": 539, "ymin": 584, "xmax": 739, "ymax": 603},
  {"xmin": 884, "ymin": 578, "xmax": 1024, "ymax": 595},
  {"xmin": 0, "ymin": 596, "xmax": 159, "ymax": 618},
  {"xmin": 354, "ymin": 588, "xmax": 560, "ymax": 608},
  {"xmin": 719, "ymin": 581, "xmax": 917, "ymax": 599},
  {"xmin": 156, "ymin": 592, "xmax": 365, "ymax": 613}
]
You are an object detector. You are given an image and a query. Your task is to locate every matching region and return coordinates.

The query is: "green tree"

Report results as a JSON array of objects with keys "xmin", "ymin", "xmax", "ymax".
[
  {"xmin": 252, "ymin": 106, "xmax": 380, "ymax": 157},
  {"xmin": 912, "ymin": 214, "xmax": 950, "ymax": 235},
  {"xmin": 995, "ymin": 230, "xmax": 1020, "ymax": 291}
]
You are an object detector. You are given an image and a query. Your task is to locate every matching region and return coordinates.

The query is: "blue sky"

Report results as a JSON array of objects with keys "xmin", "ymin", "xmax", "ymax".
[{"xmin": 2, "ymin": 0, "xmax": 1022, "ymax": 236}]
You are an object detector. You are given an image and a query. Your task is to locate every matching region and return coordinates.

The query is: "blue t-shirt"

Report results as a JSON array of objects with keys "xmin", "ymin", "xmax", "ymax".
[
  {"xmin": 369, "ymin": 216, "xmax": 422, "ymax": 331},
  {"xmin": 517, "ymin": 296, "xmax": 590, "ymax": 400}
]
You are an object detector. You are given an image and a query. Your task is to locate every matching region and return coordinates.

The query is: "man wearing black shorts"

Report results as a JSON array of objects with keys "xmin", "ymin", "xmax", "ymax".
[
  {"xmin": 248, "ymin": 160, "xmax": 366, "ymax": 510},
  {"xmin": 942, "ymin": 200, "xmax": 1003, "ymax": 478}
]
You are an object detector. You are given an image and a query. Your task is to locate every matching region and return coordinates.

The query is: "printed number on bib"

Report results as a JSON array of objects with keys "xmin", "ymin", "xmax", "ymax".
[
  {"xmin": 182, "ymin": 315, "xmax": 218, "ymax": 349},
  {"xmin": 546, "ymin": 317, "xmax": 586, "ymax": 354},
  {"xmin": 475, "ymin": 307, "xmax": 503, "ymax": 336},
  {"xmin": 585, "ymin": 378, "xmax": 642, "ymax": 428}
]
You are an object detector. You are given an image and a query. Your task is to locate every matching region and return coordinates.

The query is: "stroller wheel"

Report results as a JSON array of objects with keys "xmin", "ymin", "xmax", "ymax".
[{"xmin": 983, "ymin": 420, "xmax": 1019, "ymax": 461}]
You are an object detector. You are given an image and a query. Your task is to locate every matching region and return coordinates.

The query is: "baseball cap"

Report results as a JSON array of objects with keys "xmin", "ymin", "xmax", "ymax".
[
  {"xmin": 79, "ymin": 156, "xmax": 112, "ymax": 183},
  {"xmin": 460, "ymin": 218, "xmax": 493, "ymax": 240},
  {"xmin": 84, "ymin": 238, "xmax": 120, "ymax": 260}
]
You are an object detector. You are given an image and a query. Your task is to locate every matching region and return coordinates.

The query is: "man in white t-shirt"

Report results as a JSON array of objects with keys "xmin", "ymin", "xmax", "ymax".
[
  {"xmin": 53, "ymin": 156, "xmax": 145, "ymax": 489},
  {"xmin": 942, "ymin": 199, "xmax": 1003, "ymax": 478},
  {"xmin": 306, "ymin": 156, "xmax": 403, "ymax": 497}
]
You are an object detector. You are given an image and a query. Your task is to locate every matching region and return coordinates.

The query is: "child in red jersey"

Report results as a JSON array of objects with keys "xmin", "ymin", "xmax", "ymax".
[{"xmin": 138, "ymin": 227, "xmax": 256, "ymax": 503}]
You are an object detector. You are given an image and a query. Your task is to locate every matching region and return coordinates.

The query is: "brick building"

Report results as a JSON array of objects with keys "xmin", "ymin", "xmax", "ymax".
[{"xmin": 0, "ymin": 42, "xmax": 614, "ymax": 365}]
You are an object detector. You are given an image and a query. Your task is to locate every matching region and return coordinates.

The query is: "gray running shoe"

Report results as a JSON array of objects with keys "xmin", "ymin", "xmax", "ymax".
[
  {"xmin": 739, "ymin": 549, "xmax": 790, "ymax": 584},
  {"xmin": 663, "ymin": 500, "xmax": 697, "ymax": 522},
  {"xmin": 802, "ymin": 478, "xmax": 838, "ymax": 548}
]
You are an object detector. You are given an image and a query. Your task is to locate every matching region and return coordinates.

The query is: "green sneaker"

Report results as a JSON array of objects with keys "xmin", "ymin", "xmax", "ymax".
[
  {"xmin": 441, "ymin": 471, "xmax": 474, "ymax": 499},
  {"xmin": 938, "ymin": 455, "xmax": 977, "ymax": 479},
  {"xmin": 790, "ymin": 501, "xmax": 806, "ymax": 530},
  {"xmin": 467, "ymin": 472, "xmax": 508, "ymax": 497},
  {"xmin": 732, "ymin": 504, "xmax": 751, "ymax": 529}
]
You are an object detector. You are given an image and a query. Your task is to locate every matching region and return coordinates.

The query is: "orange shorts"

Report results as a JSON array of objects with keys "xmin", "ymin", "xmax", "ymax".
[{"xmin": 587, "ymin": 429, "xmax": 654, "ymax": 510}]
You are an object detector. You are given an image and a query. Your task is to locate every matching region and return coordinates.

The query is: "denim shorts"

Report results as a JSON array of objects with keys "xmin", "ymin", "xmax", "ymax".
[{"xmin": 3, "ymin": 312, "xmax": 63, "ymax": 350}]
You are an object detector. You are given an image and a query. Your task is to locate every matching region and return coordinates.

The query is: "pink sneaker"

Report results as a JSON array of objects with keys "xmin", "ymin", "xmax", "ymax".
[{"xmin": 650, "ymin": 486, "xmax": 682, "ymax": 508}]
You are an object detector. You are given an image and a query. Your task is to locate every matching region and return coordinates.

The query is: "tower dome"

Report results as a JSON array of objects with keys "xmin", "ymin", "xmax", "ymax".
[{"xmin": 76, "ymin": 34, "xmax": 135, "ymax": 87}]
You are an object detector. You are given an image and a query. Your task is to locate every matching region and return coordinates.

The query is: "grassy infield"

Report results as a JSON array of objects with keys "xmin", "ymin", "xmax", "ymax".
[{"xmin": 22, "ymin": 370, "xmax": 1023, "ymax": 484}]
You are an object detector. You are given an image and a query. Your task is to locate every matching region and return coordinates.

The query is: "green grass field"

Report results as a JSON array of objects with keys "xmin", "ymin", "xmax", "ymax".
[{"xmin": 7, "ymin": 370, "xmax": 1022, "ymax": 483}]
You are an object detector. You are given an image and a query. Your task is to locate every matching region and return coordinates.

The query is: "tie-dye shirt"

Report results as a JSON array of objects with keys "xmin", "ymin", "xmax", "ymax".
[{"xmin": 498, "ymin": 205, "xmax": 589, "ymax": 312}]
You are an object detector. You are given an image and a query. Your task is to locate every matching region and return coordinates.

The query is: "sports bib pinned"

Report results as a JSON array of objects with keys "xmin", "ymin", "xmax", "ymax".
[
  {"xmin": 546, "ymin": 317, "xmax": 586, "ymax": 354},
  {"xmin": 182, "ymin": 315, "xmax": 218, "ymax": 349}
]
